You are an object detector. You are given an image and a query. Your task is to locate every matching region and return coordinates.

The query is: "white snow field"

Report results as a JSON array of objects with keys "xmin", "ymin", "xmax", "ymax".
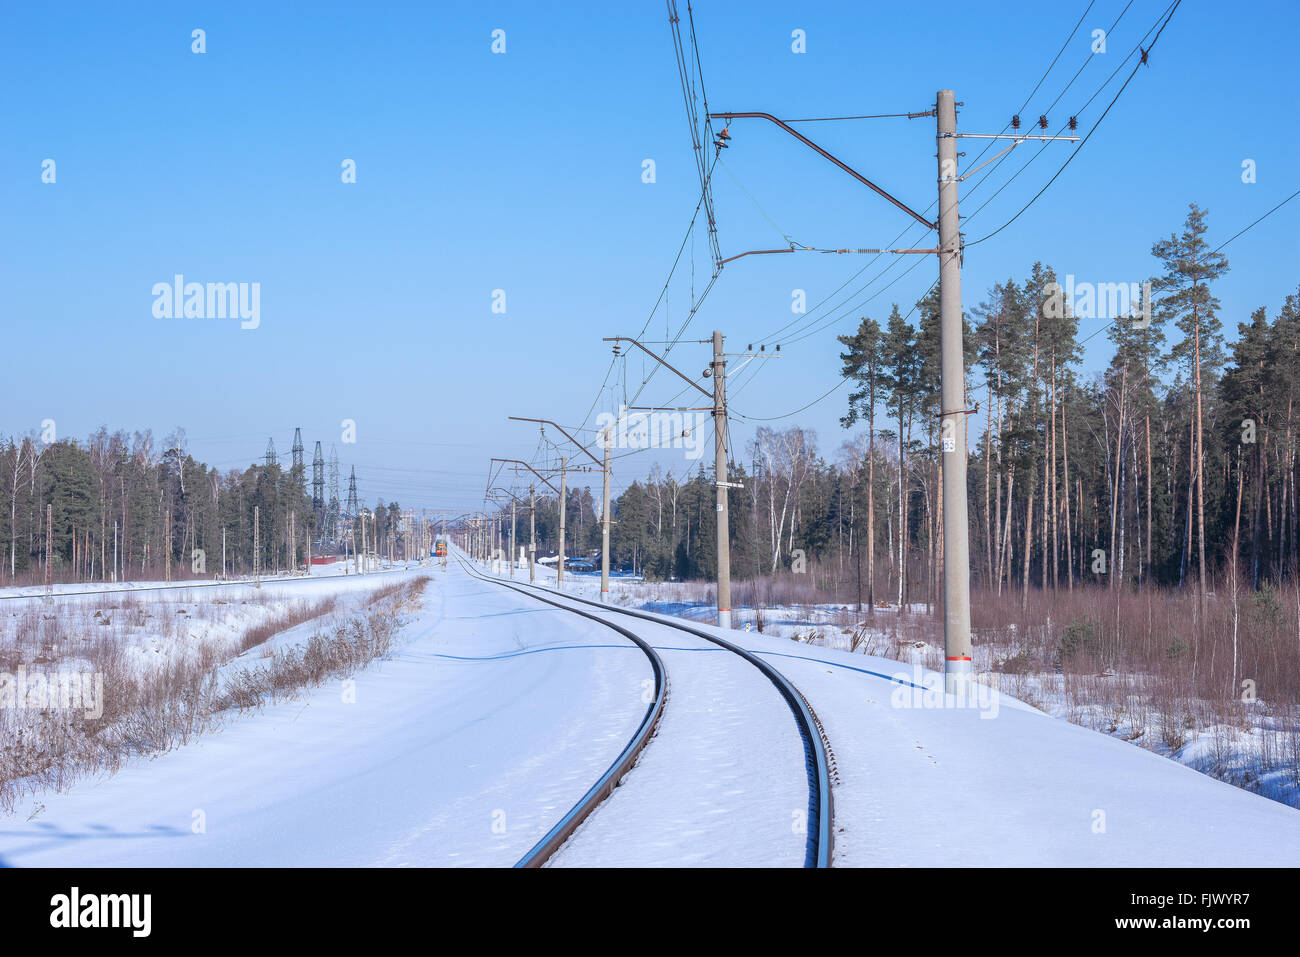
[
  {"xmin": 730, "ymin": 637, "xmax": 1300, "ymax": 867},
  {"xmin": 3, "ymin": 554, "xmax": 1299, "ymax": 867},
  {"xmin": 521, "ymin": 589, "xmax": 809, "ymax": 867},
  {"xmin": 0, "ymin": 564, "xmax": 652, "ymax": 866},
  {"xmin": 0, "ymin": 562, "xmax": 420, "ymax": 679},
  {"xmin": 492, "ymin": 567, "xmax": 1300, "ymax": 867}
]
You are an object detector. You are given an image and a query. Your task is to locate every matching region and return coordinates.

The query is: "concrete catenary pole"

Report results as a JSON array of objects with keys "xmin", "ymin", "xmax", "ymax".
[
  {"xmin": 557, "ymin": 456, "xmax": 567, "ymax": 588},
  {"xmin": 44, "ymin": 503, "xmax": 53, "ymax": 601},
  {"xmin": 600, "ymin": 426, "xmax": 611, "ymax": 602},
  {"xmin": 528, "ymin": 484, "xmax": 537, "ymax": 582},
  {"xmin": 253, "ymin": 505, "xmax": 261, "ymax": 588},
  {"xmin": 510, "ymin": 499, "xmax": 517, "ymax": 578},
  {"xmin": 937, "ymin": 89, "xmax": 973, "ymax": 694},
  {"xmin": 712, "ymin": 329, "xmax": 732, "ymax": 629}
]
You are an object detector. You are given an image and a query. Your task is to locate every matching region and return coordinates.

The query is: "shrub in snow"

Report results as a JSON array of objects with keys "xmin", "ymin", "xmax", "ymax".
[{"xmin": 1054, "ymin": 617, "xmax": 1099, "ymax": 672}]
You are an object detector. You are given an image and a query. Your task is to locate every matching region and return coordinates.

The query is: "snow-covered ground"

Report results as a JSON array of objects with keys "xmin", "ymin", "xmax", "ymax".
[
  {"xmin": 556, "ymin": 570, "xmax": 1300, "ymax": 813},
  {"xmin": 0, "ymin": 557, "xmax": 400, "ymax": 600},
  {"xmin": 724, "ymin": 636, "xmax": 1300, "ymax": 866},
  {"xmin": 486, "ymin": 561, "xmax": 1300, "ymax": 866},
  {"xmin": 0, "ymin": 561, "xmax": 417, "ymax": 678},
  {"xmin": 538, "ymin": 595, "xmax": 808, "ymax": 867},
  {"xmin": 0, "ymin": 563, "xmax": 651, "ymax": 866},
  {"xmin": 4, "ymin": 554, "xmax": 1299, "ymax": 866}
]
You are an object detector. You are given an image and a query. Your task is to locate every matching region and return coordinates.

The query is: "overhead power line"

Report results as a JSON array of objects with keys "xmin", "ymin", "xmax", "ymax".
[
  {"xmin": 967, "ymin": 0, "xmax": 1182, "ymax": 247},
  {"xmin": 1213, "ymin": 187, "xmax": 1300, "ymax": 253},
  {"xmin": 740, "ymin": 0, "xmax": 1136, "ymax": 352},
  {"xmin": 732, "ymin": 280, "xmax": 936, "ymax": 423}
]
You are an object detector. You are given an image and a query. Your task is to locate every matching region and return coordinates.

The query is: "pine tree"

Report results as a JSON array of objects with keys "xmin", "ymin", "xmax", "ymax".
[
  {"xmin": 839, "ymin": 315, "xmax": 883, "ymax": 612},
  {"xmin": 1221, "ymin": 305, "xmax": 1271, "ymax": 586},
  {"xmin": 1153, "ymin": 203, "xmax": 1229, "ymax": 617},
  {"xmin": 879, "ymin": 304, "xmax": 918, "ymax": 608}
]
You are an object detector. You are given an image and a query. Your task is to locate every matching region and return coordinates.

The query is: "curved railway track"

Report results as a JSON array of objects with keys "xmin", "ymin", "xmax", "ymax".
[
  {"xmin": 459, "ymin": 555, "xmax": 834, "ymax": 868},
  {"xmin": 456, "ymin": 556, "xmax": 668, "ymax": 868}
]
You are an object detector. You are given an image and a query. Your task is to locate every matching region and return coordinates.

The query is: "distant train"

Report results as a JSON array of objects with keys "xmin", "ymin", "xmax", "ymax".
[{"xmin": 435, "ymin": 539, "xmax": 448, "ymax": 558}]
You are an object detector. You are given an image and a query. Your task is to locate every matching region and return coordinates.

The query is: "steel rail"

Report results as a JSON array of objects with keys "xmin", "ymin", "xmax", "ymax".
[
  {"xmin": 480, "ymin": 565, "xmax": 834, "ymax": 868},
  {"xmin": 455, "ymin": 554, "xmax": 668, "ymax": 868}
]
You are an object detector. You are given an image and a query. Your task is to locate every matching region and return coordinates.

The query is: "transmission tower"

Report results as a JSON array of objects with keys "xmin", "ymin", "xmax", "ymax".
[
  {"xmin": 264, "ymin": 438, "xmax": 278, "ymax": 468},
  {"xmin": 312, "ymin": 441, "xmax": 325, "ymax": 529},
  {"xmin": 346, "ymin": 466, "xmax": 359, "ymax": 518},
  {"xmin": 327, "ymin": 446, "xmax": 341, "ymax": 541},
  {"xmin": 291, "ymin": 428, "xmax": 304, "ymax": 473}
]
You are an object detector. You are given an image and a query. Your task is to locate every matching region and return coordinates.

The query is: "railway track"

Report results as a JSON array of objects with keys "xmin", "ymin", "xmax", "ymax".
[
  {"xmin": 460, "ymin": 555, "xmax": 834, "ymax": 868},
  {"xmin": 455, "ymin": 555, "xmax": 667, "ymax": 868}
]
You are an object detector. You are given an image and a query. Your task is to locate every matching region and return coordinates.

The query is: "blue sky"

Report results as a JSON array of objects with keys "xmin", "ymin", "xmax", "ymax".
[{"xmin": 3, "ymin": 1, "xmax": 1297, "ymax": 512}]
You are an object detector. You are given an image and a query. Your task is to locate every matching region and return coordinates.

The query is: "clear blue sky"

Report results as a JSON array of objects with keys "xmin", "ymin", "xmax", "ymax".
[{"xmin": 3, "ymin": 1, "xmax": 1297, "ymax": 511}]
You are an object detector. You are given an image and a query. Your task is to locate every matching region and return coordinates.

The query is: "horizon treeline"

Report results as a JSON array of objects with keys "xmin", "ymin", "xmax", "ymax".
[
  {"xmin": 526, "ymin": 203, "xmax": 1300, "ymax": 613},
  {"xmin": 0, "ymin": 428, "xmax": 404, "ymax": 584}
]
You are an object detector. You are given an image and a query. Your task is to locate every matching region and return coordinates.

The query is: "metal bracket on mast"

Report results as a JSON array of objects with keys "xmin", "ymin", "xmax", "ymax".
[{"xmin": 953, "ymin": 132, "xmax": 1079, "ymax": 181}]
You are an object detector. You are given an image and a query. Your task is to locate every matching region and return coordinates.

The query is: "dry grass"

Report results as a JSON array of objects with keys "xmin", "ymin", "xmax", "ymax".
[
  {"xmin": 219, "ymin": 578, "xmax": 416, "ymax": 713},
  {"xmin": 638, "ymin": 567, "xmax": 1300, "ymax": 806},
  {"xmin": 0, "ymin": 577, "xmax": 428, "ymax": 814},
  {"xmin": 3, "ymin": 562, "xmax": 231, "ymax": 589}
]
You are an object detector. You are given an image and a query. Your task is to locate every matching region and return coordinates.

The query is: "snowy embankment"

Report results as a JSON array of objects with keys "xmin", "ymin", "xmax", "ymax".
[
  {"xmin": 6, "ymin": 553, "xmax": 1298, "ymax": 867},
  {"xmin": 0, "ymin": 561, "xmax": 418, "ymax": 678},
  {"xmin": 1, "ymin": 564, "xmax": 429, "ymax": 812},
  {"xmin": 0, "ymin": 563, "xmax": 652, "ymax": 866},
  {"xmin": 731, "ymin": 633, "xmax": 1300, "ymax": 866},
  {"xmin": 495, "ymin": 562, "xmax": 1300, "ymax": 866},
  {"xmin": 571, "ymin": 572, "xmax": 1300, "ymax": 814}
]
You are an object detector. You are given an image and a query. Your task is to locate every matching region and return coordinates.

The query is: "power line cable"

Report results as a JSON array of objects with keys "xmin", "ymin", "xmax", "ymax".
[
  {"xmin": 744, "ymin": 0, "xmax": 1126, "ymax": 350},
  {"xmin": 967, "ymin": 0, "xmax": 1181, "ymax": 247}
]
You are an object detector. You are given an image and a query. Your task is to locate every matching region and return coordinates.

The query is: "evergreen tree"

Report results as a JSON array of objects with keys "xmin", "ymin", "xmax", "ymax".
[{"xmin": 1153, "ymin": 203, "xmax": 1230, "ymax": 616}]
